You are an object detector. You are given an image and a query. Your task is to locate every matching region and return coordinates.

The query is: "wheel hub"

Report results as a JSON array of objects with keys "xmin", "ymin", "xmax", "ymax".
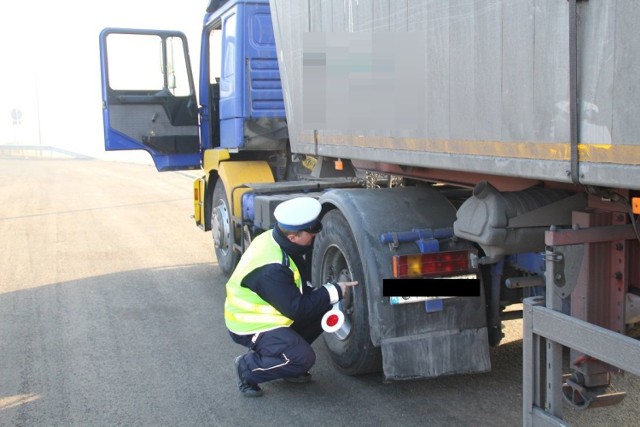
[
  {"xmin": 322, "ymin": 247, "xmax": 353, "ymax": 341},
  {"xmin": 212, "ymin": 201, "xmax": 231, "ymax": 253}
]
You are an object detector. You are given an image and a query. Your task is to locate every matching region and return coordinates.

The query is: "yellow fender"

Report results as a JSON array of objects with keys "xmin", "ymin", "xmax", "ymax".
[
  {"xmin": 193, "ymin": 148, "xmax": 274, "ymax": 229},
  {"xmin": 217, "ymin": 160, "xmax": 274, "ymax": 220}
]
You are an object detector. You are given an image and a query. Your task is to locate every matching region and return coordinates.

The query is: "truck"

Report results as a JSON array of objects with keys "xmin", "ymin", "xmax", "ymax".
[{"xmin": 99, "ymin": 0, "xmax": 640, "ymax": 424}]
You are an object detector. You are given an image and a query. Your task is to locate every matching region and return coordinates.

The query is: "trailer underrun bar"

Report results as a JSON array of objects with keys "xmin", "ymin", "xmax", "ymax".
[{"xmin": 523, "ymin": 222, "xmax": 640, "ymax": 426}]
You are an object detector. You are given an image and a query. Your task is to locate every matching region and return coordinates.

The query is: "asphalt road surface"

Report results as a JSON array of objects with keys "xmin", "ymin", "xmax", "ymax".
[{"xmin": 1, "ymin": 157, "xmax": 638, "ymax": 426}]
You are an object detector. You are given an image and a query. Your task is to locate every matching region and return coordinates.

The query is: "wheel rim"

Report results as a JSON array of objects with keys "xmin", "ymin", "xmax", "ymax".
[
  {"xmin": 320, "ymin": 244, "xmax": 354, "ymax": 341},
  {"xmin": 212, "ymin": 199, "xmax": 231, "ymax": 255}
]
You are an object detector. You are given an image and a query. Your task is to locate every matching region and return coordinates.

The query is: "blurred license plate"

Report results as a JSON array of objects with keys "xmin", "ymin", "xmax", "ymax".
[
  {"xmin": 390, "ymin": 296, "xmax": 451, "ymax": 313},
  {"xmin": 389, "ymin": 296, "xmax": 449, "ymax": 305}
]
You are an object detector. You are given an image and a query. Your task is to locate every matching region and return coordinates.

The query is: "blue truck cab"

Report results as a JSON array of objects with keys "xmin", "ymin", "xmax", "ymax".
[
  {"xmin": 199, "ymin": 0, "xmax": 286, "ymax": 152},
  {"xmin": 99, "ymin": 0, "xmax": 286, "ymax": 171}
]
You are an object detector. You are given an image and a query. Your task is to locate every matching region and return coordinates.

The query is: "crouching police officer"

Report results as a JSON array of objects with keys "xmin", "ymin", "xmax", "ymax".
[{"xmin": 224, "ymin": 196, "xmax": 357, "ymax": 397}]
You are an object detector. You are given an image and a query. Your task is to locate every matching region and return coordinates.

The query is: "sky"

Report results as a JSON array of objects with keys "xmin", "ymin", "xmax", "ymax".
[{"xmin": 0, "ymin": 0, "xmax": 205, "ymax": 163}]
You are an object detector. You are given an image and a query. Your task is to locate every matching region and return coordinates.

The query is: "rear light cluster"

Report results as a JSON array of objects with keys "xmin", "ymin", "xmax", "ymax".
[{"xmin": 392, "ymin": 250, "xmax": 472, "ymax": 279}]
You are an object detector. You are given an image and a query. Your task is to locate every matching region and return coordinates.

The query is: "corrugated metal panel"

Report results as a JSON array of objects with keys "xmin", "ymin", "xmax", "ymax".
[
  {"xmin": 450, "ymin": 1, "xmax": 475, "ymax": 140},
  {"xmin": 534, "ymin": 0, "xmax": 569, "ymax": 143},
  {"xmin": 426, "ymin": 2, "xmax": 449, "ymax": 140},
  {"xmin": 612, "ymin": 2, "xmax": 640, "ymax": 146},
  {"xmin": 270, "ymin": 0, "xmax": 640, "ymax": 189},
  {"xmin": 580, "ymin": 1, "xmax": 614, "ymax": 146},
  {"xmin": 473, "ymin": 0, "xmax": 502, "ymax": 141}
]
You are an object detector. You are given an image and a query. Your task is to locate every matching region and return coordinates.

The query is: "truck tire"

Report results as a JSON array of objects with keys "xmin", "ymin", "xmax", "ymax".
[
  {"xmin": 211, "ymin": 178, "xmax": 239, "ymax": 276},
  {"xmin": 312, "ymin": 209, "xmax": 382, "ymax": 375}
]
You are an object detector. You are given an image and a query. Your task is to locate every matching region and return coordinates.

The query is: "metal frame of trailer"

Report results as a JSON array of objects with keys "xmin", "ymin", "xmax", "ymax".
[{"xmin": 523, "ymin": 221, "xmax": 640, "ymax": 426}]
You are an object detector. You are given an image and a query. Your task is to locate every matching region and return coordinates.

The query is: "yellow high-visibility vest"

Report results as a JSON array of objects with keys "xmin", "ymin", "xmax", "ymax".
[{"xmin": 224, "ymin": 231, "xmax": 302, "ymax": 335}]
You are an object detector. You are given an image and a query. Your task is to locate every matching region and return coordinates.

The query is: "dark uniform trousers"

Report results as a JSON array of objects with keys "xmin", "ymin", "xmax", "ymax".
[{"xmin": 230, "ymin": 311, "xmax": 325, "ymax": 384}]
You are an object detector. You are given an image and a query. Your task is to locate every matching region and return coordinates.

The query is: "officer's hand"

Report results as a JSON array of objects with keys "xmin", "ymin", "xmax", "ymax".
[{"xmin": 337, "ymin": 281, "xmax": 358, "ymax": 297}]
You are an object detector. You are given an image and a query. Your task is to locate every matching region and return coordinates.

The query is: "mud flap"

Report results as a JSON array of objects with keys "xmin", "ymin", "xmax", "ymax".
[{"xmin": 380, "ymin": 327, "xmax": 491, "ymax": 380}]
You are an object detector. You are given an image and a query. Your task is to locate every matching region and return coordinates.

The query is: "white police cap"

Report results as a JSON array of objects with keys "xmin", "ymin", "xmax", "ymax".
[{"xmin": 274, "ymin": 196, "xmax": 322, "ymax": 232}]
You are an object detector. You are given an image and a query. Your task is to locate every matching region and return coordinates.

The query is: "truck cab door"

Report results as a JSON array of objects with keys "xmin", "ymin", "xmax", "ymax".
[{"xmin": 99, "ymin": 28, "xmax": 201, "ymax": 171}]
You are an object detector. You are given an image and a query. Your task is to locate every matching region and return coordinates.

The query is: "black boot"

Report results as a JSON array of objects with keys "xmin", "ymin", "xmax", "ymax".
[{"xmin": 234, "ymin": 356, "xmax": 263, "ymax": 397}]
